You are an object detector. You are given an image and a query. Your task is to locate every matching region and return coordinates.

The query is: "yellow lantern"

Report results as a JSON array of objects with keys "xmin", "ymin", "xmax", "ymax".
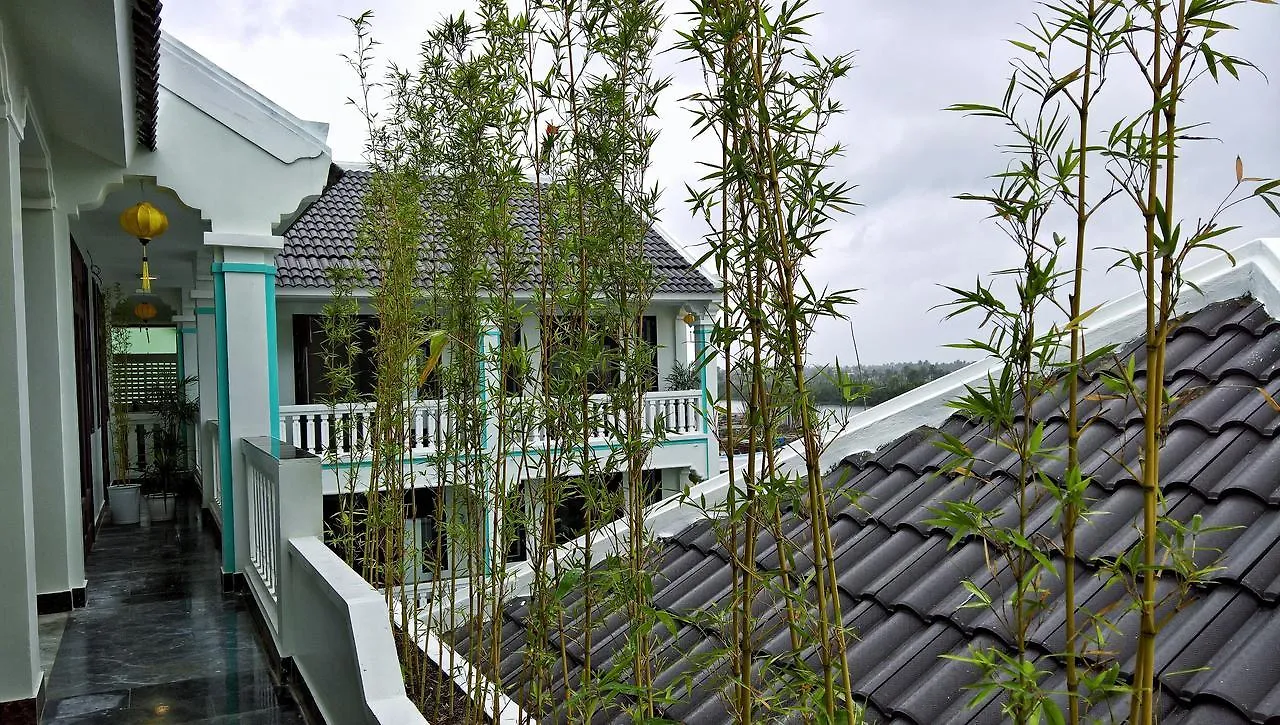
[
  {"xmin": 119, "ymin": 201, "xmax": 169, "ymax": 239},
  {"xmin": 119, "ymin": 201, "xmax": 168, "ymax": 293},
  {"xmin": 134, "ymin": 301, "xmax": 157, "ymax": 322},
  {"xmin": 682, "ymin": 311, "xmax": 697, "ymax": 326}
]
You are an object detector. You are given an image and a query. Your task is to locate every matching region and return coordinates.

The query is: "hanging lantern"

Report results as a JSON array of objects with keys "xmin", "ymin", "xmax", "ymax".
[
  {"xmin": 119, "ymin": 201, "xmax": 168, "ymax": 293},
  {"xmin": 682, "ymin": 311, "xmax": 697, "ymax": 326},
  {"xmin": 134, "ymin": 301, "xmax": 157, "ymax": 322}
]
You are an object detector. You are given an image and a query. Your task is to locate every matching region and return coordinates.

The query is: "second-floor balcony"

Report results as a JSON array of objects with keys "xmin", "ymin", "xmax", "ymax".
[{"xmin": 278, "ymin": 389, "xmax": 705, "ymax": 461}]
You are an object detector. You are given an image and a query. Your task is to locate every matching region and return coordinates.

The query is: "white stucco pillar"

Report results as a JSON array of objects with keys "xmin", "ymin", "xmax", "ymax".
[
  {"xmin": 175, "ymin": 312, "xmax": 199, "ymax": 482},
  {"xmin": 208, "ymin": 235, "xmax": 280, "ymax": 583},
  {"xmin": 22, "ymin": 200, "xmax": 87, "ymax": 605},
  {"xmin": 192, "ymin": 286, "xmax": 218, "ymax": 513},
  {"xmin": 0, "ymin": 118, "xmax": 41, "ymax": 705}
]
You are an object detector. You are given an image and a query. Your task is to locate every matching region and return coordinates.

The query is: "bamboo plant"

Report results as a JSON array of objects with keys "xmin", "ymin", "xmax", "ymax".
[
  {"xmin": 680, "ymin": 1, "xmax": 860, "ymax": 721},
  {"xmin": 939, "ymin": 2, "xmax": 1280, "ymax": 724}
]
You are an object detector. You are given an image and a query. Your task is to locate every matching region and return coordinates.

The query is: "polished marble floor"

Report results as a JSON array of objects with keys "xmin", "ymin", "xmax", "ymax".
[{"xmin": 39, "ymin": 496, "xmax": 306, "ymax": 724}]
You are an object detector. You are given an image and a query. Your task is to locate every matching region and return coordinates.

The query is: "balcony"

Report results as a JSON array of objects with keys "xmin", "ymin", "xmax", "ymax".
[{"xmin": 277, "ymin": 389, "xmax": 705, "ymax": 460}]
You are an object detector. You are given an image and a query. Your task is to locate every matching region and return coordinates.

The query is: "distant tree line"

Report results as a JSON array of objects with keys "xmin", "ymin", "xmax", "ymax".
[{"xmin": 718, "ymin": 359, "xmax": 970, "ymax": 407}]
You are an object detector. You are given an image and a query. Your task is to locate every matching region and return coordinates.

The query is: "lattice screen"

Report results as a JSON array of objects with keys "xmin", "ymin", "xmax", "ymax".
[{"xmin": 116, "ymin": 353, "xmax": 178, "ymax": 407}]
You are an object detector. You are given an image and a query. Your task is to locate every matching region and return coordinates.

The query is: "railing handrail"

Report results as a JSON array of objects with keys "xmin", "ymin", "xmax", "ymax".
[
  {"xmin": 642, "ymin": 388, "xmax": 701, "ymax": 400},
  {"xmin": 281, "ymin": 399, "xmax": 444, "ymax": 415}
]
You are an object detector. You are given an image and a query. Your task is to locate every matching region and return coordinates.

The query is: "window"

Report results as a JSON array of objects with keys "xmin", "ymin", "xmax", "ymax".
[
  {"xmin": 502, "ymin": 321, "xmax": 524, "ymax": 396},
  {"xmin": 293, "ymin": 314, "xmax": 379, "ymax": 404},
  {"xmin": 295, "ymin": 315, "xmax": 445, "ymax": 403},
  {"xmin": 543, "ymin": 315, "xmax": 658, "ymax": 394},
  {"xmin": 554, "ymin": 473, "xmax": 626, "ymax": 544},
  {"xmin": 405, "ymin": 515, "xmax": 448, "ymax": 578},
  {"xmin": 505, "ymin": 518, "xmax": 528, "ymax": 563},
  {"xmin": 417, "ymin": 332, "xmax": 443, "ymax": 400},
  {"xmin": 404, "ymin": 487, "xmax": 448, "ymax": 580},
  {"xmin": 640, "ymin": 315, "xmax": 658, "ymax": 392}
]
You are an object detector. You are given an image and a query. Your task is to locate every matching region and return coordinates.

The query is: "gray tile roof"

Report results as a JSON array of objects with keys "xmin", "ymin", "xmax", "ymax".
[
  {"xmin": 276, "ymin": 168, "xmax": 717, "ymax": 296},
  {"xmin": 455, "ymin": 296, "xmax": 1280, "ymax": 724}
]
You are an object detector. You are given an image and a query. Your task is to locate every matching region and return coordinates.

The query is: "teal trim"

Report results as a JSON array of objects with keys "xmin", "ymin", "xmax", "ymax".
[
  {"xmin": 694, "ymin": 324, "xmax": 713, "ymax": 476},
  {"xmin": 265, "ymin": 278, "xmax": 279, "ymax": 457},
  {"xmin": 176, "ymin": 335, "xmax": 185, "ymax": 384},
  {"xmin": 195, "ymin": 306, "xmax": 216, "ymax": 316},
  {"xmin": 213, "ymin": 269, "xmax": 236, "ymax": 573},
  {"xmin": 320, "ymin": 433, "xmax": 711, "ymax": 470},
  {"xmin": 179, "ymin": 327, "xmax": 198, "ymax": 335},
  {"xmin": 213, "ymin": 262, "xmax": 277, "ymax": 276}
]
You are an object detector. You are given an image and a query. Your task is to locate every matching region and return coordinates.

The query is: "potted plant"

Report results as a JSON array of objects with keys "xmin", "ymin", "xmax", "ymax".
[
  {"xmin": 105, "ymin": 286, "xmax": 143, "ymax": 525},
  {"xmin": 141, "ymin": 374, "xmax": 198, "ymax": 522}
]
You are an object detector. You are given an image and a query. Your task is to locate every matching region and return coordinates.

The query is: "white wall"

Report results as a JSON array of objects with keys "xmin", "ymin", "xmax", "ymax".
[{"xmin": 285, "ymin": 537, "xmax": 427, "ymax": 725}]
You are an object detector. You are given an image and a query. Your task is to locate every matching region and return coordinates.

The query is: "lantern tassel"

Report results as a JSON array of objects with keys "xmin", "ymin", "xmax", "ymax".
[{"xmin": 140, "ymin": 243, "xmax": 153, "ymax": 293}]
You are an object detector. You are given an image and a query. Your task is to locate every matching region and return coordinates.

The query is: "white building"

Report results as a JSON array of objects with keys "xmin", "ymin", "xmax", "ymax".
[{"xmin": 0, "ymin": 1, "xmax": 715, "ymax": 720}]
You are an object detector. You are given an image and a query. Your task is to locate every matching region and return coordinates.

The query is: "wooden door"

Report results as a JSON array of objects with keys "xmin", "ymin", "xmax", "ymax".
[{"xmin": 70, "ymin": 243, "xmax": 97, "ymax": 552}]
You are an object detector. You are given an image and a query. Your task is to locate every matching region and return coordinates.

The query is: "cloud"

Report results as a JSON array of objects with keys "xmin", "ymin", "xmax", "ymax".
[{"xmin": 162, "ymin": 0, "xmax": 1280, "ymax": 363}]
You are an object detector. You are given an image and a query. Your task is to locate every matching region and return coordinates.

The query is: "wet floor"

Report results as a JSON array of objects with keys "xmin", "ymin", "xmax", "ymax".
[{"xmin": 39, "ymin": 495, "xmax": 305, "ymax": 724}]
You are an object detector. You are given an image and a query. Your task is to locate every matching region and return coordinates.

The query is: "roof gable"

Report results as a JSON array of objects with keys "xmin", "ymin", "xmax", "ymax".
[
  {"xmin": 158, "ymin": 34, "xmax": 330, "ymax": 164},
  {"xmin": 275, "ymin": 168, "xmax": 718, "ymax": 297},
  {"xmin": 462, "ymin": 294, "xmax": 1280, "ymax": 723}
]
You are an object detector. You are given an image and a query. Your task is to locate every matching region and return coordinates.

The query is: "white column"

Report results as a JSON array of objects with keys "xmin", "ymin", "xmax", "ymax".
[
  {"xmin": 209, "ymin": 236, "xmax": 280, "ymax": 580},
  {"xmin": 22, "ymin": 200, "xmax": 87, "ymax": 602},
  {"xmin": 175, "ymin": 312, "xmax": 199, "ymax": 479},
  {"xmin": 192, "ymin": 293, "xmax": 217, "ymax": 416},
  {"xmin": 0, "ymin": 118, "xmax": 41, "ymax": 704}
]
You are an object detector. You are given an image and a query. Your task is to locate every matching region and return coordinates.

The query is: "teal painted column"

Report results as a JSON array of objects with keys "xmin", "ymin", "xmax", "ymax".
[
  {"xmin": 212, "ymin": 268, "xmax": 236, "ymax": 576},
  {"xmin": 208, "ymin": 237, "xmax": 283, "ymax": 584},
  {"xmin": 194, "ymin": 298, "xmax": 219, "ymax": 514},
  {"xmin": 694, "ymin": 320, "xmax": 715, "ymax": 478}
]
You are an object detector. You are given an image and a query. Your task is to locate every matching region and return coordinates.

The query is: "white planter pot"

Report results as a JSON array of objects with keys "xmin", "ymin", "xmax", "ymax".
[
  {"xmin": 146, "ymin": 493, "xmax": 178, "ymax": 523},
  {"xmin": 110, "ymin": 484, "xmax": 142, "ymax": 525}
]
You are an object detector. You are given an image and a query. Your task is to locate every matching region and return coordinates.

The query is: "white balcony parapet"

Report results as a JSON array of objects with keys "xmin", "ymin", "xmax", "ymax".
[
  {"xmin": 240, "ymin": 437, "xmax": 323, "ymax": 651},
  {"xmin": 643, "ymin": 389, "xmax": 703, "ymax": 435},
  {"xmin": 279, "ymin": 390, "xmax": 705, "ymax": 460},
  {"xmin": 233, "ymin": 435, "xmax": 421, "ymax": 723},
  {"xmin": 287, "ymin": 538, "xmax": 428, "ymax": 725},
  {"xmin": 279, "ymin": 400, "xmax": 450, "ymax": 459}
]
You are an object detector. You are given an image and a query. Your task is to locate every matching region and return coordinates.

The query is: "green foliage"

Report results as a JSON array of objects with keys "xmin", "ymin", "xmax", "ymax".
[
  {"xmin": 680, "ymin": 0, "xmax": 861, "ymax": 721},
  {"xmin": 665, "ymin": 359, "xmax": 702, "ymax": 392},
  {"xmin": 939, "ymin": 2, "xmax": 1279, "ymax": 724},
  {"xmin": 104, "ymin": 284, "xmax": 135, "ymax": 484},
  {"xmin": 720, "ymin": 360, "xmax": 968, "ymax": 407}
]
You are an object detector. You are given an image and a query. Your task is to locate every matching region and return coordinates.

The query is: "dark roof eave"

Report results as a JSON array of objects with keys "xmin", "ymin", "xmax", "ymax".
[{"xmin": 132, "ymin": 0, "xmax": 162, "ymax": 151}]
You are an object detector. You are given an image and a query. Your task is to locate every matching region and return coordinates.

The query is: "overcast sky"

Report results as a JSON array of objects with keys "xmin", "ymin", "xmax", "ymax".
[{"xmin": 164, "ymin": 1, "xmax": 1280, "ymax": 365}]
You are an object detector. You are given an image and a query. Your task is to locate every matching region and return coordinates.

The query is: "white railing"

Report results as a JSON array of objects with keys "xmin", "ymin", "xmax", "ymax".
[
  {"xmin": 526, "ymin": 389, "xmax": 703, "ymax": 447},
  {"xmin": 203, "ymin": 420, "xmax": 223, "ymax": 524},
  {"xmin": 643, "ymin": 389, "xmax": 702, "ymax": 435},
  {"xmin": 281, "ymin": 391, "xmax": 702, "ymax": 460},
  {"xmin": 240, "ymin": 437, "xmax": 323, "ymax": 645},
  {"xmin": 279, "ymin": 401, "xmax": 450, "ymax": 459},
  {"xmin": 246, "ymin": 451, "xmax": 281, "ymax": 600}
]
